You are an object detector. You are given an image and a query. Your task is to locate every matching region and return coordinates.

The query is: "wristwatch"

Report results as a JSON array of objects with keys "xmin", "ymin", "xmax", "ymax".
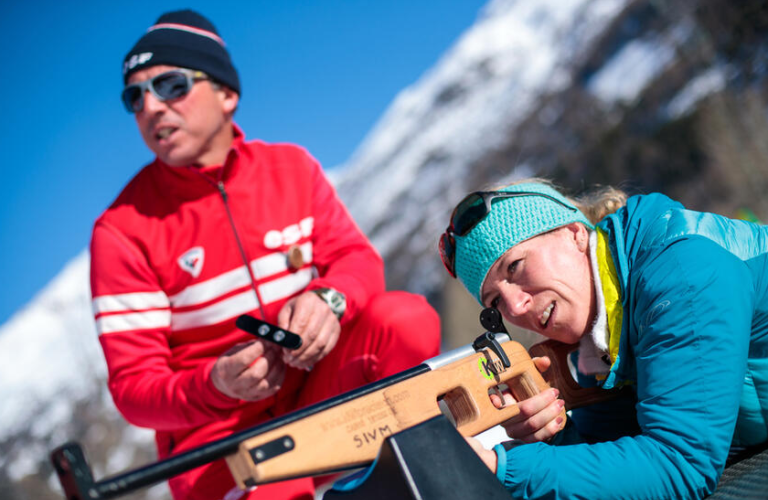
[{"xmin": 312, "ymin": 287, "xmax": 346, "ymax": 320}]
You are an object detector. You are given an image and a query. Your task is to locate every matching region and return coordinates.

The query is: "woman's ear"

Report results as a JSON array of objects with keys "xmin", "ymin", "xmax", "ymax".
[{"xmin": 564, "ymin": 222, "xmax": 590, "ymax": 253}]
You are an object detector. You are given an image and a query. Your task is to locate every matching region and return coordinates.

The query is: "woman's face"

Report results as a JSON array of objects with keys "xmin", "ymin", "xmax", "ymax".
[{"xmin": 480, "ymin": 223, "xmax": 595, "ymax": 344}]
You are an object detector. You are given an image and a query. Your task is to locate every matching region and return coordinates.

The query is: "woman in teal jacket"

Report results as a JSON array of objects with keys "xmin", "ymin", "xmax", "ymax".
[{"xmin": 439, "ymin": 179, "xmax": 768, "ymax": 499}]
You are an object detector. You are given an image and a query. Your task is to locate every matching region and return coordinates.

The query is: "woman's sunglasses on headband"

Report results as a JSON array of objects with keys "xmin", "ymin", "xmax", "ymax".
[
  {"xmin": 439, "ymin": 190, "xmax": 578, "ymax": 278},
  {"xmin": 121, "ymin": 68, "xmax": 210, "ymax": 113}
]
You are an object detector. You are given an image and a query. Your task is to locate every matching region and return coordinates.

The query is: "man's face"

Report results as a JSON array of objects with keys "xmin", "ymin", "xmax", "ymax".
[{"xmin": 127, "ymin": 65, "xmax": 239, "ymax": 167}]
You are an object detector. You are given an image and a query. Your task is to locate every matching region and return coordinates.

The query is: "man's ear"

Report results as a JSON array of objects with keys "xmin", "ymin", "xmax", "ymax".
[{"xmin": 218, "ymin": 86, "xmax": 239, "ymax": 116}]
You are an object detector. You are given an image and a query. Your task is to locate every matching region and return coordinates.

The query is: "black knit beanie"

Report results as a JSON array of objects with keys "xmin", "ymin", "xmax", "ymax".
[{"xmin": 123, "ymin": 9, "xmax": 240, "ymax": 95}]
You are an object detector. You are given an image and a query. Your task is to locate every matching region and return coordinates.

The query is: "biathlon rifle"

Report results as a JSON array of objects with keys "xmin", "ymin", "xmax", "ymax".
[{"xmin": 50, "ymin": 310, "xmax": 615, "ymax": 500}]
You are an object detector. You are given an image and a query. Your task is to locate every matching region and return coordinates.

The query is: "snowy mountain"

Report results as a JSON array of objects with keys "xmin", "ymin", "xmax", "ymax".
[
  {"xmin": 3, "ymin": 0, "xmax": 768, "ymax": 498},
  {"xmin": 335, "ymin": 0, "xmax": 767, "ymax": 302},
  {"xmin": 0, "ymin": 251, "xmax": 97, "ymax": 441},
  {"xmin": 337, "ymin": 0, "xmax": 635, "ymax": 299},
  {"xmin": 0, "ymin": 253, "xmax": 161, "ymax": 498},
  {"xmin": 338, "ymin": 0, "xmax": 630, "ymax": 233}
]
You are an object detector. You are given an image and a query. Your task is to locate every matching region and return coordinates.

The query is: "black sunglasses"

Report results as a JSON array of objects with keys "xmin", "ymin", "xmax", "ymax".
[
  {"xmin": 121, "ymin": 69, "xmax": 209, "ymax": 113},
  {"xmin": 439, "ymin": 190, "xmax": 578, "ymax": 278}
]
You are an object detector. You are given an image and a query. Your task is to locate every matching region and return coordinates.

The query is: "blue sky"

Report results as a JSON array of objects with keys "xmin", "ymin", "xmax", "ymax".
[{"xmin": 0, "ymin": 1, "xmax": 487, "ymax": 324}]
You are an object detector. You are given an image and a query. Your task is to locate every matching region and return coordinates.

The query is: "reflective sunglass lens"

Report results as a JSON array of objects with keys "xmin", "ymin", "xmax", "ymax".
[
  {"xmin": 153, "ymin": 71, "xmax": 191, "ymax": 100},
  {"xmin": 121, "ymin": 86, "xmax": 143, "ymax": 113},
  {"xmin": 452, "ymin": 193, "xmax": 488, "ymax": 236},
  {"xmin": 439, "ymin": 233, "xmax": 457, "ymax": 277},
  {"xmin": 120, "ymin": 71, "xmax": 193, "ymax": 113}
]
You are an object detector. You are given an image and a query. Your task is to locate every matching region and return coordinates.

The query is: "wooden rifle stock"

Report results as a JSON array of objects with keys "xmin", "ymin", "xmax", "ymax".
[
  {"xmin": 225, "ymin": 337, "xmax": 563, "ymax": 488},
  {"xmin": 51, "ymin": 335, "xmax": 619, "ymax": 499}
]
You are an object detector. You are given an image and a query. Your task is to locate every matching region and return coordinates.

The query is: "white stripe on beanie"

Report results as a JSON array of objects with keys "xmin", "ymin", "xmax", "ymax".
[{"xmin": 148, "ymin": 22, "xmax": 226, "ymax": 46}]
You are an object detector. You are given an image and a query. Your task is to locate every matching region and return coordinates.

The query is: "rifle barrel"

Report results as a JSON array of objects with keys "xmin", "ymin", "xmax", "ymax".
[{"xmin": 52, "ymin": 363, "xmax": 430, "ymax": 499}]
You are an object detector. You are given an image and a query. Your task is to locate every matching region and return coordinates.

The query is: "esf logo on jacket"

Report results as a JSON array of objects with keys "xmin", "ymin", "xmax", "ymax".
[{"xmin": 264, "ymin": 217, "xmax": 314, "ymax": 249}]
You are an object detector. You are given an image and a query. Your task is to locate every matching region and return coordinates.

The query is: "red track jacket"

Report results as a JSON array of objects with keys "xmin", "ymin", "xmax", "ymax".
[{"xmin": 90, "ymin": 125, "xmax": 385, "ymax": 462}]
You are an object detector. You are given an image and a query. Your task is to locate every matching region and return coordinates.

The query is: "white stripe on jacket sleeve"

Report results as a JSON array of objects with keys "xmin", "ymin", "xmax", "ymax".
[
  {"xmin": 96, "ymin": 309, "xmax": 172, "ymax": 334},
  {"xmin": 92, "ymin": 291, "xmax": 170, "ymax": 315}
]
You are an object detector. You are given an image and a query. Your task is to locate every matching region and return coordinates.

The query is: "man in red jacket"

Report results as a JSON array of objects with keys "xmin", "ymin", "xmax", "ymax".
[{"xmin": 91, "ymin": 9, "xmax": 441, "ymax": 500}]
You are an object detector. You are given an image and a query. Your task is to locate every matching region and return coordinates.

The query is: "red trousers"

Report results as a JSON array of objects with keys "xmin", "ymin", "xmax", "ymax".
[{"xmin": 172, "ymin": 291, "xmax": 441, "ymax": 500}]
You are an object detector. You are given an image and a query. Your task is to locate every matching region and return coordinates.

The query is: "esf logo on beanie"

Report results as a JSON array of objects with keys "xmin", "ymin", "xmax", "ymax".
[
  {"xmin": 122, "ymin": 9, "xmax": 240, "ymax": 95},
  {"xmin": 124, "ymin": 52, "xmax": 153, "ymax": 74}
]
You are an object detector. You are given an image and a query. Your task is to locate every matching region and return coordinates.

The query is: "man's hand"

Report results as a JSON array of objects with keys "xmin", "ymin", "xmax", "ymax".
[
  {"xmin": 277, "ymin": 291, "xmax": 341, "ymax": 370},
  {"xmin": 490, "ymin": 356, "xmax": 565, "ymax": 443},
  {"xmin": 211, "ymin": 340, "xmax": 286, "ymax": 401}
]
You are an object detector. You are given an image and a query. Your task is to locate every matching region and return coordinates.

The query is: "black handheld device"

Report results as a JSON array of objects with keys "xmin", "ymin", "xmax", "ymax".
[{"xmin": 236, "ymin": 315, "xmax": 303, "ymax": 350}]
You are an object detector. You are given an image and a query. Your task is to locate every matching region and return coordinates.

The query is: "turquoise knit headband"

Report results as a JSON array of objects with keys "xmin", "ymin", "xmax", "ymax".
[{"xmin": 453, "ymin": 182, "xmax": 594, "ymax": 304}]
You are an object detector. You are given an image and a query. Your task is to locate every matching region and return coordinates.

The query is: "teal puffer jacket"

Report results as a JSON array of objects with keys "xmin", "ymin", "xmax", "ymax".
[{"xmin": 496, "ymin": 193, "xmax": 768, "ymax": 499}]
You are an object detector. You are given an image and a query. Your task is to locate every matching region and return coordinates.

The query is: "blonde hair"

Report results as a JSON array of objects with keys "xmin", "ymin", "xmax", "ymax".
[{"xmin": 494, "ymin": 177, "xmax": 628, "ymax": 225}]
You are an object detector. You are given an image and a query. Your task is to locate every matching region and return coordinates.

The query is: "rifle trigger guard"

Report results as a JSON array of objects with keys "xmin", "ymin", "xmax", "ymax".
[{"xmin": 472, "ymin": 332, "xmax": 511, "ymax": 369}]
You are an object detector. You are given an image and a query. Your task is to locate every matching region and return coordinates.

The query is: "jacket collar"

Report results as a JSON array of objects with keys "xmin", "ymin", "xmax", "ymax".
[
  {"xmin": 579, "ymin": 230, "xmax": 612, "ymax": 376},
  {"xmin": 579, "ymin": 228, "xmax": 631, "ymax": 390},
  {"xmin": 150, "ymin": 123, "xmax": 246, "ymax": 200}
]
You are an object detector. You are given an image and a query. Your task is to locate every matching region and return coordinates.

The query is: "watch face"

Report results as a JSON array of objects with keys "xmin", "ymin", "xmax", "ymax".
[
  {"xmin": 328, "ymin": 291, "xmax": 345, "ymax": 308},
  {"xmin": 315, "ymin": 288, "xmax": 346, "ymax": 319}
]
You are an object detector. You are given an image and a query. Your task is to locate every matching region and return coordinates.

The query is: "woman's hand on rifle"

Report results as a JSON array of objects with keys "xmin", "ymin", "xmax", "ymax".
[
  {"xmin": 491, "ymin": 356, "xmax": 565, "ymax": 443},
  {"xmin": 465, "ymin": 435, "xmax": 499, "ymax": 473}
]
